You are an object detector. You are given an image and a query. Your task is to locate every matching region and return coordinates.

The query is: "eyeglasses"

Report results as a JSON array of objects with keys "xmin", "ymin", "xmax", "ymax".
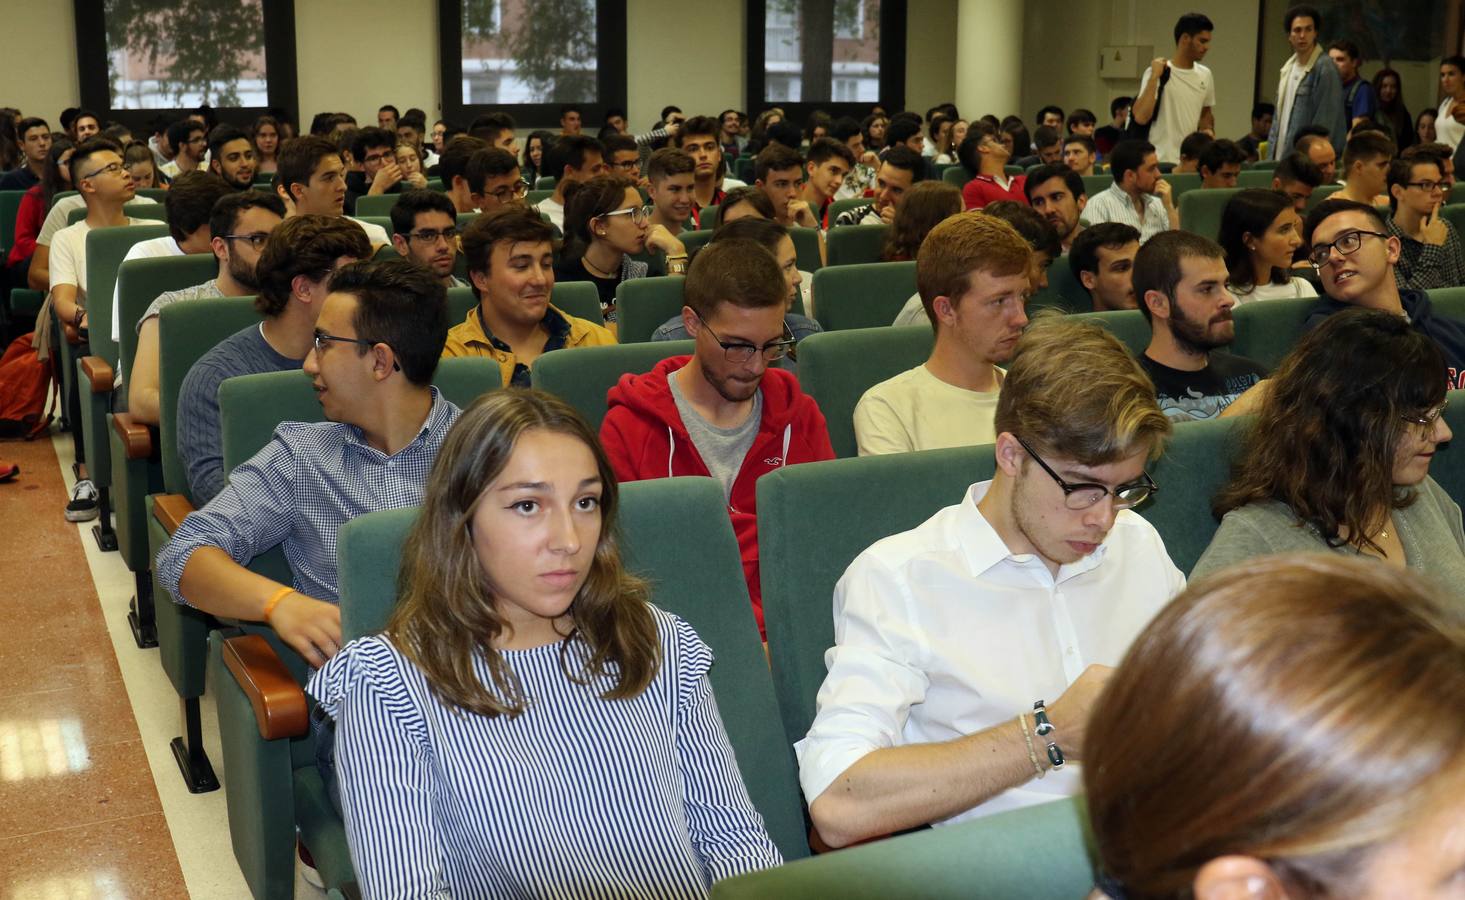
[
  {"xmin": 407, "ymin": 227, "xmax": 458, "ymax": 245},
  {"xmin": 1016, "ymin": 436, "xmax": 1158, "ymax": 510},
  {"xmin": 599, "ymin": 206, "xmax": 649, "ymax": 226},
  {"xmin": 694, "ymin": 312, "xmax": 796, "ymax": 364},
  {"xmin": 612, "ymin": 158, "xmax": 641, "ymax": 173},
  {"xmin": 1308, "ymin": 229, "xmax": 1389, "ymax": 268},
  {"xmin": 222, "ymin": 232, "xmax": 272, "ymax": 251},
  {"xmin": 313, "ymin": 330, "xmax": 400, "ymax": 370},
  {"xmin": 363, "ymin": 151, "xmax": 392, "ymax": 164},
  {"xmin": 1406, "ymin": 180, "xmax": 1446, "ymax": 192},
  {"xmin": 79, "ymin": 161, "xmax": 125, "ymax": 181},
  {"xmin": 485, "ymin": 181, "xmax": 528, "ymax": 202},
  {"xmin": 1403, "ymin": 399, "xmax": 1449, "ymax": 429}
]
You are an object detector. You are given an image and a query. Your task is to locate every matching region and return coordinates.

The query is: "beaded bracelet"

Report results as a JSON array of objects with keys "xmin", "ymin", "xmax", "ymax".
[
  {"xmin": 1033, "ymin": 700, "xmax": 1066, "ymax": 770},
  {"xmin": 1016, "ymin": 712, "xmax": 1044, "ymax": 779}
]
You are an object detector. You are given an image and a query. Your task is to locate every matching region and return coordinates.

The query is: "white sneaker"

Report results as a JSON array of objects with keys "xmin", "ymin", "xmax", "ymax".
[{"xmin": 65, "ymin": 479, "xmax": 99, "ymax": 522}]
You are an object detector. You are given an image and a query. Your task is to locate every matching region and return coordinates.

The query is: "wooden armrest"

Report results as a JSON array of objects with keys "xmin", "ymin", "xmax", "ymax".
[
  {"xmin": 222, "ymin": 634, "xmax": 309, "ymax": 741},
  {"xmin": 80, "ymin": 355, "xmax": 114, "ymax": 393},
  {"xmin": 152, "ymin": 493, "xmax": 195, "ymax": 535},
  {"xmin": 111, "ymin": 411, "xmax": 154, "ymax": 460},
  {"xmin": 63, "ymin": 322, "xmax": 81, "ymax": 345}
]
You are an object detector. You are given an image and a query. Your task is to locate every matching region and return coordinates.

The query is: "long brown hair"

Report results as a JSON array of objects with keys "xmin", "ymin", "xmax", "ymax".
[
  {"xmin": 1212, "ymin": 309, "xmax": 1445, "ymax": 552},
  {"xmin": 882, "ymin": 181, "xmax": 962, "ymax": 261},
  {"xmin": 1086, "ymin": 554, "xmax": 1465, "ymax": 898},
  {"xmin": 386, "ymin": 389, "xmax": 660, "ymax": 717}
]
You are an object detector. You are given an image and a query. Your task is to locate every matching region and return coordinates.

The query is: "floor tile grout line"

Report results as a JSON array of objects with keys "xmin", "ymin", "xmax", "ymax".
[{"xmin": 0, "ymin": 807, "xmax": 165, "ymax": 844}]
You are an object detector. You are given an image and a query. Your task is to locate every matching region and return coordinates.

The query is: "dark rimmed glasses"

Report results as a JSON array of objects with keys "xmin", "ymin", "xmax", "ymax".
[
  {"xmin": 1015, "ymin": 436, "xmax": 1157, "ymax": 510},
  {"xmin": 694, "ymin": 312, "xmax": 796, "ymax": 364}
]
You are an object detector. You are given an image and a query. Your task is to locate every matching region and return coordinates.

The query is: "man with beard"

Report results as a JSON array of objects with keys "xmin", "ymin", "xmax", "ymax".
[
  {"xmin": 388, "ymin": 190, "xmax": 466, "ymax": 288},
  {"xmin": 127, "ymin": 190, "xmax": 286, "ymax": 425},
  {"xmin": 1135, "ymin": 231, "xmax": 1268, "ymax": 421},
  {"xmin": 1023, "ymin": 164, "xmax": 1086, "ymax": 253},
  {"xmin": 207, "ymin": 124, "xmax": 258, "ymax": 190}
]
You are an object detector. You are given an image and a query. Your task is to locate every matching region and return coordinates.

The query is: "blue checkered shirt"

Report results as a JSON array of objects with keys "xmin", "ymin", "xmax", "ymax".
[{"xmin": 156, "ymin": 390, "xmax": 461, "ymax": 607}]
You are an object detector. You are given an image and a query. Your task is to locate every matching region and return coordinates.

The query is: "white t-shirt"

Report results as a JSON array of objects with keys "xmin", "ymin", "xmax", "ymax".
[
  {"xmin": 1228, "ymin": 275, "xmax": 1318, "ymax": 305},
  {"xmin": 853, "ymin": 363, "xmax": 1002, "ymax": 456},
  {"xmin": 1438, "ymin": 97, "xmax": 1465, "ymax": 151},
  {"xmin": 892, "ymin": 291, "xmax": 929, "ymax": 327},
  {"xmin": 37, "ymin": 194, "xmax": 160, "ymax": 247},
  {"xmin": 536, "ymin": 197, "xmax": 565, "ymax": 231},
  {"xmin": 111, "ymin": 235, "xmax": 185, "ymax": 342},
  {"xmin": 348, "ymin": 216, "xmax": 391, "ymax": 246},
  {"xmin": 49, "ymin": 218, "xmax": 152, "ymax": 304},
  {"xmin": 1274, "ymin": 58, "xmax": 1310, "ymax": 159},
  {"xmin": 1138, "ymin": 61, "xmax": 1215, "ymax": 164}
]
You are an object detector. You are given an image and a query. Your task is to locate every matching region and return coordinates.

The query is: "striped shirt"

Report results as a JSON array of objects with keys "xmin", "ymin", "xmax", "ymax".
[
  {"xmin": 306, "ymin": 607, "xmax": 782, "ymax": 899},
  {"xmin": 156, "ymin": 389, "xmax": 460, "ymax": 606},
  {"xmin": 1080, "ymin": 181, "xmax": 1172, "ymax": 243}
]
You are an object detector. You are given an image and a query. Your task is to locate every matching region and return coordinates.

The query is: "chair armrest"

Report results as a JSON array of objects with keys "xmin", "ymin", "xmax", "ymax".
[
  {"xmin": 111, "ymin": 411, "xmax": 154, "ymax": 460},
  {"xmin": 80, "ymin": 355, "xmax": 114, "ymax": 394},
  {"xmin": 152, "ymin": 493, "xmax": 195, "ymax": 535},
  {"xmin": 221, "ymin": 634, "xmax": 309, "ymax": 741}
]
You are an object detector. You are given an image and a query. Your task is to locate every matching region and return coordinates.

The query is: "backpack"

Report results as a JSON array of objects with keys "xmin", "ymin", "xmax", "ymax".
[
  {"xmin": 1124, "ymin": 65, "xmax": 1173, "ymax": 141},
  {"xmin": 0, "ymin": 332, "xmax": 57, "ymax": 439}
]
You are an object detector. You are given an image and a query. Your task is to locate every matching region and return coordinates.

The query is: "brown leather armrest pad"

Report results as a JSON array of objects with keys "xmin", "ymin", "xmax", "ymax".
[
  {"xmin": 80, "ymin": 355, "xmax": 114, "ymax": 393},
  {"xmin": 152, "ymin": 494, "xmax": 195, "ymax": 534},
  {"xmin": 222, "ymin": 634, "xmax": 309, "ymax": 741},
  {"xmin": 111, "ymin": 411, "xmax": 154, "ymax": 460}
]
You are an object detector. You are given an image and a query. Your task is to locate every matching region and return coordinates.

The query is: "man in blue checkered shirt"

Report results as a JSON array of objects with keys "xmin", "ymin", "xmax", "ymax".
[{"xmin": 156, "ymin": 258, "xmax": 461, "ymax": 666}]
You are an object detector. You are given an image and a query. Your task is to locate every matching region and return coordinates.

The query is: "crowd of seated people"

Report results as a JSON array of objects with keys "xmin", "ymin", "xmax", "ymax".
[{"xmin": 6, "ymin": 5, "xmax": 1465, "ymax": 893}]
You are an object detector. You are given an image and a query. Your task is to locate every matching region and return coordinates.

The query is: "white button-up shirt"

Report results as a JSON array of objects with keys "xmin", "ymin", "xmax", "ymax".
[
  {"xmin": 794, "ymin": 480, "xmax": 1185, "ymax": 825},
  {"xmin": 1081, "ymin": 181, "xmax": 1172, "ymax": 243}
]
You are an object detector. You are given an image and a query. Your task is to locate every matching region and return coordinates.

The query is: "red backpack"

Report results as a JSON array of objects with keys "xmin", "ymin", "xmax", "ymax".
[{"xmin": 0, "ymin": 332, "xmax": 57, "ymax": 439}]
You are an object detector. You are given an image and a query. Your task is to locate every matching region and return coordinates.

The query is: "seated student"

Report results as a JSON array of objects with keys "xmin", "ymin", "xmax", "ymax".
[
  {"xmin": 801, "ymin": 137, "xmax": 855, "ymax": 227},
  {"xmin": 160, "ymin": 118, "xmax": 206, "ymax": 178},
  {"xmin": 882, "ymin": 181, "xmax": 962, "ymax": 262},
  {"xmin": 307, "ymin": 389, "xmax": 783, "ymax": 897},
  {"xmin": 1135, "ymin": 231, "xmax": 1268, "ymax": 422},
  {"xmin": 554, "ymin": 175, "xmax": 688, "ymax": 323},
  {"xmin": 1173, "ymin": 132, "xmax": 1212, "ymax": 174},
  {"xmin": 1271, "ymin": 150, "xmax": 1326, "ymax": 212},
  {"xmin": 1019, "ymin": 125, "xmax": 1065, "ymax": 169},
  {"xmin": 468, "ymin": 111, "xmax": 519, "ymax": 158},
  {"xmin": 1303, "ymin": 198, "xmax": 1465, "ymax": 384},
  {"xmin": 714, "ymin": 185, "xmax": 776, "ymax": 228},
  {"xmin": 465, "ymin": 146, "xmax": 528, "ymax": 213},
  {"xmin": 535, "ymin": 135, "xmax": 607, "ymax": 231},
  {"xmin": 800, "ymin": 316, "xmax": 1183, "ymax": 846},
  {"xmin": 753, "ymin": 143, "xmax": 818, "ymax": 229},
  {"xmin": 0, "ymin": 116, "xmax": 50, "ymax": 191},
  {"xmin": 392, "ymin": 141, "xmax": 430, "ymax": 190},
  {"xmin": 206, "ymin": 124, "xmax": 257, "ymax": 191},
  {"xmin": 124, "ymin": 140, "xmax": 163, "ymax": 189},
  {"xmin": 601, "ymin": 132, "xmax": 643, "ymax": 187},
  {"xmin": 343, "ymin": 127, "xmax": 403, "ymax": 214},
  {"xmin": 645, "ymin": 148, "xmax": 697, "ymax": 234},
  {"xmin": 1335, "ymin": 129, "xmax": 1396, "ymax": 205},
  {"xmin": 157, "ymin": 258, "xmax": 459, "ymax": 669},
  {"xmin": 1085, "ymin": 554, "xmax": 1465, "ymax": 900},
  {"xmin": 276, "ymin": 136, "xmax": 390, "ymax": 247},
  {"xmin": 1197, "ymin": 137, "xmax": 1244, "ymax": 188},
  {"xmin": 958, "ymin": 121, "xmax": 1027, "ymax": 210},
  {"xmin": 650, "ymin": 218, "xmax": 821, "ymax": 372},
  {"xmin": 444, "ymin": 205, "xmax": 614, "ymax": 385},
  {"xmin": 856, "ymin": 213, "xmax": 1030, "ymax": 456},
  {"xmin": 176, "ymin": 215, "xmax": 370, "ymax": 504},
  {"xmin": 673, "ymin": 116, "xmax": 747, "ymax": 214},
  {"xmin": 1385, "ymin": 152, "xmax": 1465, "ymax": 291},
  {"xmin": 1069, "ymin": 223, "xmax": 1141, "ymax": 311},
  {"xmin": 832, "ymin": 145, "xmax": 922, "ymax": 226},
  {"xmin": 389, "ymin": 189, "xmax": 467, "ymax": 289},
  {"xmin": 600, "ymin": 239, "xmax": 834, "ymax": 635},
  {"xmin": 1235, "ymin": 101, "xmax": 1274, "ymax": 162},
  {"xmin": 1296, "ymin": 131, "xmax": 1338, "ymax": 184},
  {"xmin": 439, "ymin": 135, "xmax": 489, "ymax": 214},
  {"xmin": 1219, "ymin": 188, "xmax": 1318, "ymax": 303},
  {"xmin": 1193, "ymin": 310, "xmax": 1465, "ymax": 587},
  {"xmin": 1094, "ymin": 96, "xmax": 1132, "ymax": 156},
  {"xmin": 1066, "ymin": 108, "xmax": 1097, "ymax": 138},
  {"xmin": 1062, "ymin": 134, "xmax": 1097, "ymax": 177},
  {"xmin": 129, "ymin": 191, "xmax": 286, "ymax": 425},
  {"xmin": 1081, "ymin": 139, "xmax": 1177, "ymax": 241},
  {"xmin": 1024, "ymin": 163, "xmax": 1086, "ymax": 252},
  {"xmin": 1404, "ymin": 140, "xmax": 1456, "ymax": 189}
]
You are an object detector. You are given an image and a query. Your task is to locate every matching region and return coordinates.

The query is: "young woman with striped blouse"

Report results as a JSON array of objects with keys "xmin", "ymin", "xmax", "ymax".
[{"xmin": 308, "ymin": 389, "xmax": 781, "ymax": 899}]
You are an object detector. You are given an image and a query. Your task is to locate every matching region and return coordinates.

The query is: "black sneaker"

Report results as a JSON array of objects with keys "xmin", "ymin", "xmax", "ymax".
[{"xmin": 66, "ymin": 478, "xmax": 99, "ymax": 522}]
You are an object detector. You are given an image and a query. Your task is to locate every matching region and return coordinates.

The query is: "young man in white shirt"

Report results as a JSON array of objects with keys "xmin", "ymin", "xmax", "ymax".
[
  {"xmin": 160, "ymin": 119, "xmax": 207, "ymax": 178},
  {"xmin": 1081, "ymin": 140, "xmax": 1178, "ymax": 241},
  {"xmin": 854, "ymin": 213, "xmax": 1031, "ymax": 456},
  {"xmin": 1131, "ymin": 13, "xmax": 1217, "ymax": 164},
  {"xmin": 275, "ymin": 135, "xmax": 391, "ymax": 249},
  {"xmin": 535, "ymin": 135, "xmax": 608, "ymax": 231},
  {"xmin": 799, "ymin": 314, "xmax": 1183, "ymax": 845}
]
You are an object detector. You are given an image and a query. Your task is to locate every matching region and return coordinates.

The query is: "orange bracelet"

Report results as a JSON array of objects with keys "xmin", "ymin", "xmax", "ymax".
[{"xmin": 262, "ymin": 585, "xmax": 295, "ymax": 623}]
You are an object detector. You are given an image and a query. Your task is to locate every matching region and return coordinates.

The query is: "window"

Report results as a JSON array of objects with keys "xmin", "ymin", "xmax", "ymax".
[
  {"xmin": 440, "ymin": 0, "xmax": 627, "ymax": 128},
  {"xmin": 747, "ymin": 0, "xmax": 905, "ymax": 121}
]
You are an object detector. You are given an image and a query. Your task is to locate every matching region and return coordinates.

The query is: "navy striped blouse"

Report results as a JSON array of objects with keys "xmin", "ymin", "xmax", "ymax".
[{"xmin": 307, "ymin": 606, "xmax": 782, "ymax": 898}]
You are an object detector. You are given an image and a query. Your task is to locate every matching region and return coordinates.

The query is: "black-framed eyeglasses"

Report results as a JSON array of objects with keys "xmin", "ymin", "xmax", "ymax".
[
  {"xmin": 313, "ymin": 330, "xmax": 381, "ymax": 352},
  {"xmin": 1308, "ymin": 229, "xmax": 1389, "ymax": 268},
  {"xmin": 1406, "ymin": 180, "xmax": 1446, "ymax": 193},
  {"xmin": 222, "ymin": 232, "xmax": 271, "ymax": 251},
  {"xmin": 362, "ymin": 151, "xmax": 392, "ymax": 165},
  {"xmin": 1403, "ymin": 399, "xmax": 1449, "ymax": 429},
  {"xmin": 486, "ymin": 182, "xmax": 528, "ymax": 202},
  {"xmin": 694, "ymin": 312, "xmax": 796, "ymax": 364},
  {"xmin": 1015, "ymin": 436, "xmax": 1158, "ymax": 510},
  {"xmin": 407, "ymin": 227, "xmax": 458, "ymax": 245},
  {"xmin": 612, "ymin": 158, "xmax": 641, "ymax": 173},
  {"xmin": 79, "ymin": 161, "xmax": 126, "ymax": 181}
]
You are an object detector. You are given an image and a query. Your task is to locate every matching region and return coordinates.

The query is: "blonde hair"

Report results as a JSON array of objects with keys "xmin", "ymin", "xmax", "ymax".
[
  {"xmin": 993, "ymin": 315, "xmax": 1170, "ymax": 464},
  {"xmin": 1086, "ymin": 554, "xmax": 1465, "ymax": 898},
  {"xmin": 916, "ymin": 211, "xmax": 1032, "ymax": 328}
]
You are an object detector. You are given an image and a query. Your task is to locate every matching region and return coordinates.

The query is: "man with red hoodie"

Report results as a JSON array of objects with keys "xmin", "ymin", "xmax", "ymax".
[{"xmin": 601, "ymin": 238, "xmax": 835, "ymax": 636}]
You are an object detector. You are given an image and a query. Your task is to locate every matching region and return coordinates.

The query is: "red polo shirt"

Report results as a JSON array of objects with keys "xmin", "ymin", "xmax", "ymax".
[{"xmin": 962, "ymin": 173, "xmax": 1029, "ymax": 210}]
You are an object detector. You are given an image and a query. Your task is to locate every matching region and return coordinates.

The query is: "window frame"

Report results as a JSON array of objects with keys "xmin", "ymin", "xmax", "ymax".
[
  {"xmin": 746, "ymin": 0, "xmax": 906, "ymax": 123},
  {"xmin": 438, "ymin": 0, "xmax": 629, "ymax": 131},
  {"xmin": 73, "ymin": 0, "xmax": 299, "ymax": 132}
]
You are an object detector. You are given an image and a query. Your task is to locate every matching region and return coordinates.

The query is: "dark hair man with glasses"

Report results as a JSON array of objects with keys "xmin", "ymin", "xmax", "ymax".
[
  {"xmin": 1304, "ymin": 198, "xmax": 1465, "ymax": 386},
  {"xmin": 345, "ymin": 127, "xmax": 403, "ymax": 214},
  {"xmin": 602, "ymin": 237, "xmax": 834, "ymax": 636},
  {"xmin": 389, "ymin": 189, "xmax": 466, "ymax": 288},
  {"xmin": 161, "ymin": 118, "xmax": 207, "ymax": 177},
  {"xmin": 464, "ymin": 146, "xmax": 527, "ymax": 212},
  {"xmin": 799, "ymin": 315, "xmax": 1182, "ymax": 848},
  {"xmin": 158, "ymin": 258, "xmax": 459, "ymax": 669},
  {"xmin": 1384, "ymin": 154, "xmax": 1465, "ymax": 291}
]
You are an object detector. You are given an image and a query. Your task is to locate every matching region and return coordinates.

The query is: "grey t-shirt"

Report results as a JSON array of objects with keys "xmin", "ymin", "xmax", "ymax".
[
  {"xmin": 139, "ymin": 278, "xmax": 224, "ymax": 333},
  {"xmin": 668, "ymin": 372, "xmax": 761, "ymax": 502}
]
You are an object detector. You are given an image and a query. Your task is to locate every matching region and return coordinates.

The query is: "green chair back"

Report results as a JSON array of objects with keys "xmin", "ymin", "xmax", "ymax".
[
  {"xmin": 711, "ymin": 796, "xmax": 1095, "ymax": 899},
  {"xmin": 1305, "ymin": 183, "xmax": 1343, "ymax": 211},
  {"xmin": 1003, "ymin": 165, "xmax": 1024, "ymax": 176},
  {"xmin": 679, "ymin": 228, "xmax": 714, "ymax": 257},
  {"xmin": 352, "ymin": 194, "xmax": 399, "ymax": 218},
  {"xmin": 1137, "ymin": 416, "xmax": 1246, "ymax": 574},
  {"xmin": 758, "ymin": 446, "xmax": 996, "ymax": 744},
  {"xmin": 698, "ymin": 205, "xmax": 719, "ymax": 227},
  {"xmin": 735, "ymin": 157, "xmax": 755, "ymax": 184},
  {"xmin": 1429, "ymin": 285, "xmax": 1465, "ymax": 321},
  {"xmin": 456, "ymin": 211, "xmax": 478, "ymax": 230},
  {"xmin": 810, "ymin": 260, "xmax": 917, "ymax": 332},
  {"xmin": 0, "ymin": 189, "xmax": 25, "ymax": 258},
  {"xmin": 790, "ymin": 226, "xmax": 822, "ymax": 272},
  {"xmin": 797, "ymin": 325, "xmax": 933, "ymax": 458},
  {"xmin": 552, "ymin": 280, "xmax": 606, "ymax": 324},
  {"xmin": 85, "ymin": 223, "xmax": 170, "ymax": 367},
  {"xmin": 527, "ymin": 189, "xmax": 554, "ymax": 206},
  {"xmin": 1450, "ymin": 184, "xmax": 1465, "ymax": 206},
  {"xmin": 617, "ymin": 276, "xmax": 686, "ymax": 343},
  {"xmin": 1178, "ymin": 187, "xmax": 1242, "ymax": 242},
  {"xmin": 1082, "ymin": 174, "xmax": 1113, "ymax": 199},
  {"xmin": 1236, "ymin": 170, "xmax": 1275, "ymax": 189},
  {"xmin": 68, "ymin": 202, "xmax": 167, "ymax": 226},
  {"xmin": 446, "ymin": 286, "xmax": 476, "ymax": 323},
  {"xmin": 534, "ymin": 175, "xmax": 557, "ymax": 190},
  {"xmin": 1161, "ymin": 171, "xmax": 1202, "ymax": 199},
  {"xmin": 51, "ymin": 189, "xmax": 78, "ymax": 209},
  {"xmin": 827, "ymin": 197, "xmax": 873, "ymax": 225},
  {"xmin": 1431, "ymin": 389, "xmax": 1465, "ymax": 502},
  {"xmin": 1249, "ymin": 159, "xmax": 1279, "ymax": 171},
  {"xmin": 115, "ymin": 254, "xmax": 220, "ymax": 383},
  {"xmin": 531, "ymin": 340, "xmax": 695, "ymax": 432},
  {"xmin": 356, "ymin": 215, "xmax": 393, "ymax": 237},
  {"xmin": 941, "ymin": 165, "xmax": 973, "ymax": 188},
  {"xmin": 1070, "ymin": 308, "xmax": 1151, "ymax": 357},
  {"xmin": 1230, "ymin": 296, "xmax": 1315, "ymax": 370},
  {"xmin": 825, "ymin": 223, "xmax": 888, "ymax": 266},
  {"xmin": 1440, "ymin": 203, "xmax": 1465, "ymax": 239},
  {"xmin": 1028, "ymin": 255, "xmax": 1093, "ymax": 314}
]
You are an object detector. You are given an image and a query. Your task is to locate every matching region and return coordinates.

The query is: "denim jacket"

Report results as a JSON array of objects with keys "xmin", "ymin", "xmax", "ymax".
[{"xmin": 1268, "ymin": 45, "xmax": 1347, "ymax": 159}]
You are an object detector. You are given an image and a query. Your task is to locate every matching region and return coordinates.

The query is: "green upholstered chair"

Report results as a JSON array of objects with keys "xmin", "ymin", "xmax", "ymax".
[
  {"xmin": 1430, "ymin": 389, "xmax": 1465, "ymax": 503},
  {"xmin": 711, "ymin": 796, "xmax": 1096, "ymax": 899},
  {"xmin": 1082, "ymin": 174, "xmax": 1113, "ymax": 199},
  {"xmin": 1161, "ymin": 171, "xmax": 1202, "ymax": 199},
  {"xmin": 355, "ymin": 215, "xmax": 393, "ymax": 237},
  {"xmin": 531, "ymin": 339, "xmax": 695, "ymax": 432},
  {"xmin": 351, "ymin": 194, "xmax": 398, "ymax": 218},
  {"xmin": 0, "ymin": 189, "xmax": 24, "ymax": 262},
  {"xmin": 796, "ymin": 325, "xmax": 933, "ymax": 458},
  {"xmin": 1305, "ymin": 183, "xmax": 1343, "ymax": 211},
  {"xmin": 66, "ymin": 201, "xmax": 168, "ymax": 226},
  {"xmin": 758, "ymin": 446, "xmax": 996, "ymax": 747},
  {"xmin": 1028, "ymin": 256, "xmax": 1094, "ymax": 314},
  {"xmin": 1230, "ymin": 296, "xmax": 1316, "ymax": 370},
  {"xmin": 1248, "ymin": 159, "xmax": 1279, "ymax": 171},
  {"xmin": 1135, "ymin": 416, "xmax": 1246, "ymax": 575},
  {"xmin": 825, "ymin": 223, "xmax": 888, "ymax": 266},
  {"xmin": 942, "ymin": 165, "xmax": 973, "ymax": 188},
  {"xmin": 698, "ymin": 204, "xmax": 720, "ymax": 227},
  {"xmin": 1070, "ymin": 309, "xmax": 1151, "ymax": 357},
  {"xmin": 680, "ymin": 228, "xmax": 714, "ymax": 257},
  {"xmin": 455, "ymin": 211, "xmax": 478, "ymax": 230},
  {"xmin": 616, "ymin": 276, "xmax": 686, "ymax": 343},
  {"xmin": 790, "ymin": 226, "xmax": 823, "ymax": 272},
  {"xmin": 1178, "ymin": 187, "xmax": 1242, "ymax": 242},
  {"xmin": 1430, "ymin": 285, "xmax": 1465, "ymax": 321},
  {"xmin": 1439, "ymin": 203, "xmax": 1465, "ymax": 239},
  {"xmin": 827, "ymin": 197, "xmax": 873, "ymax": 225},
  {"xmin": 735, "ymin": 156, "xmax": 755, "ymax": 183},
  {"xmin": 212, "ymin": 476, "xmax": 811, "ymax": 899},
  {"xmin": 527, "ymin": 189, "xmax": 554, "ymax": 206},
  {"xmin": 1236, "ymin": 169, "xmax": 1275, "ymax": 189},
  {"xmin": 810, "ymin": 260, "xmax": 917, "ymax": 332},
  {"xmin": 1450, "ymin": 184, "xmax": 1465, "ymax": 206},
  {"xmin": 445, "ymin": 286, "xmax": 476, "ymax": 323},
  {"xmin": 535, "ymin": 175, "xmax": 557, "ymax": 190}
]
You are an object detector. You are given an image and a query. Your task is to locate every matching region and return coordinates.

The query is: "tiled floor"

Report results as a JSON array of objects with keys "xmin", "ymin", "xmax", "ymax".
[{"xmin": 1, "ymin": 428, "xmax": 324, "ymax": 899}]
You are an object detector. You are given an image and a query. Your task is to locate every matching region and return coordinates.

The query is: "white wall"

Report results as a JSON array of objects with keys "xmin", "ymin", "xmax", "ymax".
[
  {"xmin": 1, "ymin": 2, "xmax": 79, "ymax": 129},
  {"xmin": 294, "ymin": 0, "xmax": 443, "ymax": 125}
]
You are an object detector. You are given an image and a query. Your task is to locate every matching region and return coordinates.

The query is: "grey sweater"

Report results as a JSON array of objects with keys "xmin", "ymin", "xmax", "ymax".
[{"xmin": 1192, "ymin": 477, "xmax": 1465, "ymax": 596}]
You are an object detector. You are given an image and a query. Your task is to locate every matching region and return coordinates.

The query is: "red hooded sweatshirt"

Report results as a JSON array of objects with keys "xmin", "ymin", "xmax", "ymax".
[{"xmin": 600, "ymin": 355, "xmax": 835, "ymax": 636}]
